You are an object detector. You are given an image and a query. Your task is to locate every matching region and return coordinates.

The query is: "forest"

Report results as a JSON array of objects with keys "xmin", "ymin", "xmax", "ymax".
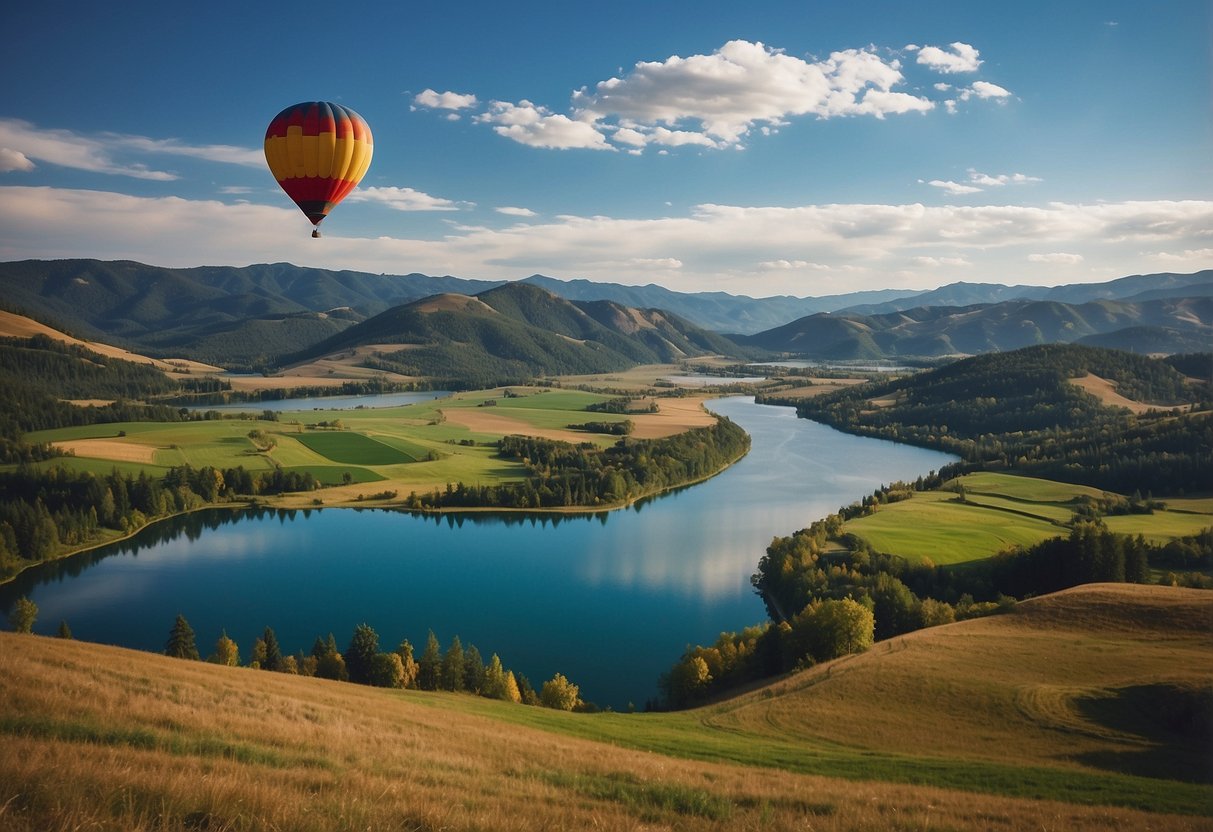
[
  {"xmin": 404, "ymin": 416, "xmax": 749, "ymax": 510},
  {"xmin": 769, "ymin": 344, "xmax": 1213, "ymax": 495}
]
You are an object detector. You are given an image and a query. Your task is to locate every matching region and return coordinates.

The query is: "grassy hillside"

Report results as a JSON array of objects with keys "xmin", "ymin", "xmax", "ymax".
[
  {"xmin": 842, "ymin": 472, "xmax": 1213, "ymax": 565},
  {"xmin": 1, "ymin": 583, "xmax": 1208, "ymax": 831}
]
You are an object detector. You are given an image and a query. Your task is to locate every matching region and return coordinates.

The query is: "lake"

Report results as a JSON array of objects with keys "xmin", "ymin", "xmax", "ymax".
[{"xmin": 0, "ymin": 397, "xmax": 955, "ymax": 708}]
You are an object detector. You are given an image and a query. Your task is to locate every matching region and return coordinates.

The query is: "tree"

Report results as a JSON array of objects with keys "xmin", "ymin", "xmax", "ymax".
[
  {"xmin": 368, "ymin": 652, "xmax": 406, "ymax": 688},
  {"xmin": 9, "ymin": 596, "xmax": 37, "ymax": 634},
  {"xmin": 315, "ymin": 651, "xmax": 349, "ymax": 682},
  {"xmin": 261, "ymin": 626, "xmax": 283, "ymax": 672},
  {"xmin": 417, "ymin": 630, "xmax": 442, "ymax": 691},
  {"xmin": 344, "ymin": 623, "xmax": 380, "ymax": 685},
  {"xmin": 540, "ymin": 673, "xmax": 580, "ymax": 711},
  {"xmin": 788, "ymin": 598, "xmax": 875, "ymax": 666},
  {"xmin": 503, "ymin": 670, "xmax": 522, "ymax": 704},
  {"xmin": 395, "ymin": 639, "xmax": 419, "ymax": 689},
  {"xmin": 441, "ymin": 635, "xmax": 466, "ymax": 692},
  {"xmin": 249, "ymin": 637, "xmax": 267, "ymax": 668},
  {"xmin": 209, "ymin": 630, "xmax": 240, "ymax": 666},
  {"xmin": 165, "ymin": 614, "xmax": 200, "ymax": 660},
  {"xmin": 482, "ymin": 653, "xmax": 509, "ymax": 700},
  {"xmin": 463, "ymin": 644, "xmax": 486, "ymax": 694},
  {"xmin": 56, "ymin": 619, "xmax": 72, "ymax": 640}
]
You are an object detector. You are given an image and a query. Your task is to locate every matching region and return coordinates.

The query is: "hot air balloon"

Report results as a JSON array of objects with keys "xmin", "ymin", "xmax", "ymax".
[{"xmin": 264, "ymin": 101, "xmax": 373, "ymax": 237}]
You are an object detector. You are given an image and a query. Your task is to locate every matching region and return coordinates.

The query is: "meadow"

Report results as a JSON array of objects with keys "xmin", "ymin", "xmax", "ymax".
[
  {"xmin": 24, "ymin": 388, "xmax": 685, "ymax": 499},
  {"xmin": 1, "ymin": 583, "xmax": 1208, "ymax": 831},
  {"xmin": 842, "ymin": 472, "xmax": 1212, "ymax": 565}
]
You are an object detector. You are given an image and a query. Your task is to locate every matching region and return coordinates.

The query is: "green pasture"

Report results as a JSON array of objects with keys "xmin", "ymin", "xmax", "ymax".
[
  {"xmin": 15, "ymin": 389, "xmax": 630, "ymax": 494},
  {"xmin": 412, "ymin": 691, "xmax": 1212, "ymax": 817},
  {"xmin": 845, "ymin": 472, "xmax": 1213, "ymax": 564},
  {"xmin": 844, "ymin": 491, "xmax": 1064, "ymax": 565}
]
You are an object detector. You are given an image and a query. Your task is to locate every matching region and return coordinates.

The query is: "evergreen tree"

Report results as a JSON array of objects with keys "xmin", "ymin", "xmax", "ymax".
[
  {"xmin": 441, "ymin": 635, "xmax": 466, "ymax": 692},
  {"xmin": 315, "ymin": 651, "xmax": 349, "ymax": 681},
  {"xmin": 56, "ymin": 619, "xmax": 72, "ymax": 640},
  {"xmin": 9, "ymin": 596, "xmax": 37, "ymax": 633},
  {"xmin": 165, "ymin": 614, "xmax": 200, "ymax": 660},
  {"xmin": 482, "ymin": 653, "xmax": 508, "ymax": 700},
  {"xmin": 261, "ymin": 626, "xmax": 283, "ymax": 672},
  {"xmin": 368, "ymin": 652, "xmax": 406, "ymax": 688},
  {"xmin": 417, "ymin": 630, "xmax": 442, "ymax": 691},
  {"xmin": 463, "ymin": 644, "xmax": 486, "ymax": 694},
  {"xmin": 344, "ymin": 623, "xmax": 380, "ymax": 685},
  {"xmin": 395, "ymin": 639, "xmax": 419, "ymax": 689}
]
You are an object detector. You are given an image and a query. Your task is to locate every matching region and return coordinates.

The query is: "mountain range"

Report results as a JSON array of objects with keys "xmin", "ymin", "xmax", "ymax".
[{"xmin": 0, "ymin": 259, "xmax": 1208, "ymax": 368}]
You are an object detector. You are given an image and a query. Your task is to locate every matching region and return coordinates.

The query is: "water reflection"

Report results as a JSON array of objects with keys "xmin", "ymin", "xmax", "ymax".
[{"xmin": 1, "ymin": 397, "xmax": 956, "ymax": 707}]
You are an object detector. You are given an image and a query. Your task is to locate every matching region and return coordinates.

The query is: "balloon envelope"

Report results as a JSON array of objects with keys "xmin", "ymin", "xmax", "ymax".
[{"xmin": 264, "ymin": 101, "xmax": 373, "ymax": 234}]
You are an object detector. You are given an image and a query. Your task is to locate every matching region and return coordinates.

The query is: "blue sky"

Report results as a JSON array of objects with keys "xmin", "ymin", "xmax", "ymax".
[{"xmin": 1, "ymin": 1, "xmax": 1209, "ymax": 298}]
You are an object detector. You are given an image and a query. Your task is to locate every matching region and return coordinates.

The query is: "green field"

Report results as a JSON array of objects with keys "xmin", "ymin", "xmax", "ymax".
[
  {"xmin": 844, "ymin": 472, "xmax": 1213, "ymax": 565},
  {"xmin": 17, "ymin": 388, "xmax": 634, "ymax": 502}
]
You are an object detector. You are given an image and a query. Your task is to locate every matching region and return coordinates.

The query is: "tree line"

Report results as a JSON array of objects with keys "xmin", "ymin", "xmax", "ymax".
[
  {"xmin": 0, "ymin": 463, "xmax": 317, "ymax": 580},
  {"xmin": 405, "ymin": 416, "xmax": 750, "ymax": 510},
  {"xmin": 772, "ymin": 344, "xmax": 1212, "ymax": 496}
]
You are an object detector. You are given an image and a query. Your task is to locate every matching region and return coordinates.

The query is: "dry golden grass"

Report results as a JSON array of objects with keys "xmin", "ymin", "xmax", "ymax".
[
  {"xmin": 628, "ymin": 396, "xmax": 717, "ymax": 439},
  {"xmin": 2, "ymin": 621, "xmax": 1207, "ymax": 832},
  {"xmin": 51, "ymin": 438, "xmax": 160, "ymax": 464},
  {"xmin": 1, "ymin": 586, "xmax": 1209, "ymax": 829},
  {"xmin": 1070, "ymin": 372, "xmax": 1190, "ymax": 414},
  {"xmin": 706, "ymin": 584, "xmax": 1213, "ymax": 776}
]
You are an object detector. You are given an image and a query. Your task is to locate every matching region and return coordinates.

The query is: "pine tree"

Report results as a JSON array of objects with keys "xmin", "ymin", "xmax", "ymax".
[
  {"xmin": 463, "ymin": 644, "xmax": 485, "ymax": 694},
  {"xmin": 261, "ymin": 626, "xmax": 283, "ymax": 672},
  {"xmin": 56, "ymin": 619, "xmax": 72, "ymax": 640},
  {"xmin": 165, "ymin": 614, "xmax": 200, "ymax": 660},
  {"xmin": 417, "ymin": 630, "xmax": 442, "ymax": 691},
  {"xmin": 482, "ymin": 653, "xmax": 508, "ymax": 699},
  {"xmin": 344, "ymin": 623, "xmax": 379, "ymax": 685},
  {"xmin": 441, "ymin": 635, "xmax": 466, "ymax": 692}
]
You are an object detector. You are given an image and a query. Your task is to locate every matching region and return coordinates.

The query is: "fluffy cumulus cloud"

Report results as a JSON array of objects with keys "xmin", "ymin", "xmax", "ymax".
[
  {"xmin": 412, "ymin": 89, "xmax": 479, "ymax": 110},
  {"xmin": 411, "ymin": 39, "xmax": 1024, "ymax": 153},
  {"xmin": 914, "ymin": 42, "xmax": 983, "ymax": 73},
  {"xmin": 6, "ymin": 187, "xmax": 1209, "ymax": 294},
  {"xmin": 495, "ymin": 206, "xmax": 537, "ymax": 217},
  {"xmin": 0, "ymin": 118, "xmax": 262, "ymax": 180},
  {"xmin": 474, "ymin": 101, "xmax": 613, "ymax": 150}
]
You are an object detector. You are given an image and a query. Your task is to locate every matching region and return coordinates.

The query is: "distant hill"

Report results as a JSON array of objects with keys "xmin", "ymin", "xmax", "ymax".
[
  {"xmin": 839, "ymin": 270, "xmax": 1213, "ymax": 315},
  {"xmin": 287, "ymin": 282, "xmax": 749, "ymax": 387},
  {"xmin": 739, "ymin": 296, "xmax": 1213, "ymax": 358}
]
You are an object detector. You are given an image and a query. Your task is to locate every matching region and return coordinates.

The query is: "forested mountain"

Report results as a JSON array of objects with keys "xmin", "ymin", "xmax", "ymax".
[
  {"xmin": 737, "ymin": 296, "xmax": 1213, "ymax": 359},
  {"xmin": 287, "ymin": 282, "xmax": 749, "ymax": 388},
  {"xmin": 777, "ymin": 344, "xmax": 1212, "ymax": 495}
]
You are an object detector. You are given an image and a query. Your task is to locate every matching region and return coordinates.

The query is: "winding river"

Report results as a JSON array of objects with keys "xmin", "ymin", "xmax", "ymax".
[{"xmin": 0, "ymin": 397, "xmax": 955, "ymax": 707}]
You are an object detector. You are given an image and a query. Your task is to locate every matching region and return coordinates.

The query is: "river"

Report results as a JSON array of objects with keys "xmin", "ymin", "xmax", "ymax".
[{"xmin": 0, "ymin": 396, "xmax": 955, "ymax": 708}]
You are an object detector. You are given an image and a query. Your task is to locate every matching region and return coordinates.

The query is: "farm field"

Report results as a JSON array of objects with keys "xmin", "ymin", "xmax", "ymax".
[
  {"xmin": 843, "ymin": 472, "xmax": 1213, "ymax": 565},
  {"xmin": 19, "ymin": 388, "xmax": 714, "ymax": 503},
  {"xmin": 1, "ymin": 583, "xmax": 1207, "ymax": 831}
]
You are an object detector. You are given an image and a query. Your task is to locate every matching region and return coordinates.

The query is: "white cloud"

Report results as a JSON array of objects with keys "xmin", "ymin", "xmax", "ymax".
[
  {"xmin": 346, "ymin": 186, "xmax": 461, "ymax": 212},
  {"xmin": 1028, "ymin": 252, "xmax": 1084, "ymax": 264},
  {"xmin": 0, "ymin": 147, "xmax": 35, "ymax": 172},
  {"xmin": 475, "ymin": 101, "xmax": 612, "ymax": 150},
  {"xmin": 413, "ymin": 89, "xmax": 479, "ymax": 110},
  {"xmin": 5, "ymin": 187, "xmax": 1210, "ymax": 295},
  {"xmin": 916, "ymin": 42, "xmax": 983, "ymax": 73},
  {"xmin": 968, "ymin": 170, "xmax": 1041, "ymax": 187},
  {"xmin": 1151, "ymin": 248, "xmax": 1213, "ymax": 263},
  {"xmin": 925, "ymin": 179, "xmax": 983, "ymax": 195},
  {"xmin": 0, "ymin": 118, "xmax": 263, "ymax": 180},
  {"xmin": 967, "ymin": 81, "xmax": 1012, "ymax": 100},
  {"xmin": 495, "ymin": 206, "xmax": 536, "ymax": 217},
  {"xmin": 913, "ymin": 256, "xmax": 971, "ymax": 267}
]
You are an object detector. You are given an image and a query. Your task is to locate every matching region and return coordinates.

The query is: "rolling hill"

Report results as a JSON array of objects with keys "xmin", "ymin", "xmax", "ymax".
[
  {"xmin": 1, "ymin": 583, "xmax": 1207, "ymax": 831},
  {"xmin": 286, "ymin": 281, "xmax": 748, "ymax": 386}
]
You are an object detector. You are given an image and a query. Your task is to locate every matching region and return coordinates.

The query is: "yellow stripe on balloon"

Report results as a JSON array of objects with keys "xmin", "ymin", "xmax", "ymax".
[
  {"xmin": 302, "ymin": 134, "xmax": 319, "ymax": 178},
  {"xmin": 316, "ymin": 131, "xmax": 337, "ymax": 179},
  {"xmin": 331, "ymin": 135, "xmax": 354, "ymax": 182},
  {"xmin": 285, "ymin": 126, "xmax": 307, "ymax": 179}
]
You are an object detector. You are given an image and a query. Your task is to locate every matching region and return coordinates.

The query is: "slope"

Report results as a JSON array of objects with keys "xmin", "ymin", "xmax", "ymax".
[{"xmin": 1, "ymin": 583, "xmax": 1208, "ymax": 831}]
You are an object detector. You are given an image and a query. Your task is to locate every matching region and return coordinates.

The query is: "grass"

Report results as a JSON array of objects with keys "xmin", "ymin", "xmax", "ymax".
[
  {"xmin": 293, "ymin": 431, "xmax": 419, "ymax": 465},
  {"xmin": 1, "ymin": 583, "xmax": 1208, "ymax": 831},
  {"xmin": 843, "ymin": 472, "xmax": 1213, "ymax": 564}
]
